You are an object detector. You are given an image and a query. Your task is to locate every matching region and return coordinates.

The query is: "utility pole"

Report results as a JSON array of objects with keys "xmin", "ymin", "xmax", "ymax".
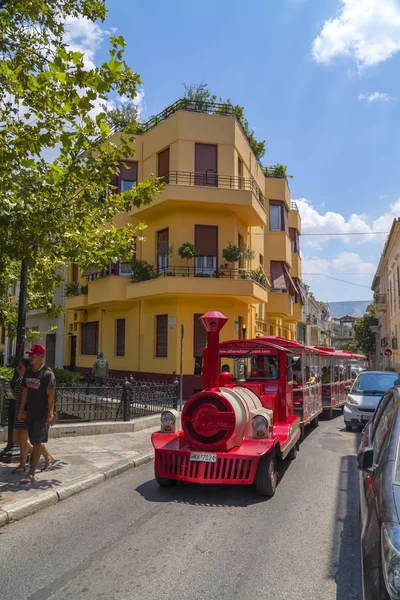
[{"xmin": 0, "ymin": 259, "xmax": 27, "ymax": 460}]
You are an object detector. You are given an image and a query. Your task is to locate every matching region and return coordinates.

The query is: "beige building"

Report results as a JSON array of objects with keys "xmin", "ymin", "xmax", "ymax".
[{"xmin": 372, "ymin": 218, "xmax": 400, "ymax": 370}]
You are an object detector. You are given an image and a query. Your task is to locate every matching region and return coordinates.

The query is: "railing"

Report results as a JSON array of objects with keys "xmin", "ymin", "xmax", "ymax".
[
  {"xmin": 263, "ymin": 167, "xmax": 287, "ymax": 179},
  {"xmin": 55, "ymin": 379, "xmax": 178, "ymax": 423},
  {"xmin": 290, "ymin": 201, "xmax": 299, "ymax": 211},
  {"xmin": 164, "ymin": 170, "xmax": 265, "ymax": 208},
  {"xmin": 136, "ymin": 266, "xmax": 269, "ymax": 288},
  {"xmin": 374, "ymin": 293, "xmax": 387, "ymax": 304}
]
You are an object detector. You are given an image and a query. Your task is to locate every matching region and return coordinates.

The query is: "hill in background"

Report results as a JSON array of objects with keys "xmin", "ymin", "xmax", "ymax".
[{"xmin": 327, "ymin": 300, "xmax": 371, "ymax": 318}]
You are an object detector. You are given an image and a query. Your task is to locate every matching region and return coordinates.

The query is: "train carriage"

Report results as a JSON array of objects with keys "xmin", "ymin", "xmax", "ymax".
[{"xmin": 314, "ymin": 347, "xmax": 353, "ymax": 418}]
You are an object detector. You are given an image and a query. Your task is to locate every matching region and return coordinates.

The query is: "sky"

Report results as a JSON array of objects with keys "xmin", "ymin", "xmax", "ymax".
[{"xmin": 65, "ymin": 0, "xmax": 400, "ymax": 303}]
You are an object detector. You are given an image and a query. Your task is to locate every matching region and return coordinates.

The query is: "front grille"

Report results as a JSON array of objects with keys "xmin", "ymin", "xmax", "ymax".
[{"xmin": 157, "ymin": 451, "xmax": 256, "ymax": 483}]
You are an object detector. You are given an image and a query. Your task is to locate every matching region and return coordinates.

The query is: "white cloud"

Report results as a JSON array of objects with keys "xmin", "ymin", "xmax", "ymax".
[
  {"xmin": 63, "ymin": 16, "xmax": 104, "ymax": 70},
  {"xmin": 295, "ymin": 197, "xmax": 400, "ymax": 247},
  {"xmin": 302, "ymin": 252, "xmax": 377, "ymax": 281},
  {"xmin": 312, "ymin": 0, "xmax": 400, "ymax": 68},
  {"xmin": 120, "ymin": 88, "xmax": 146, "ymax": 118},
  {"xmin": 358, "ymin": 92, "xmax": 392, "ymax": 102}
]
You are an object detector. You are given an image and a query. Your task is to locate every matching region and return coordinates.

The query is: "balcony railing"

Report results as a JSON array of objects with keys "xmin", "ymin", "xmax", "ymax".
[
  {"xmin": 163, "ymin": 170, "xmax": 265, "ymax": 209},
  {"xmin": 374, "ymin": 293, "xmax": 387, "ymax": 304},
  {"xmin": 290, "ymin": 201, "xmax": 299, "ymax": 211},
  {"xmin": 133, "ymin": 266, "xmax": 269, "ymax": 289}
]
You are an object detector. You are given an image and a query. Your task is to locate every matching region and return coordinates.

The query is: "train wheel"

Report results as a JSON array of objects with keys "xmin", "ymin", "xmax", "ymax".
[
  {"xmin": 156, "ymin": 475, "xmax": 177, "ymax": 487},
  {"xmin": 287, "ymin": 445, "xmax": 297, "ymax": 461},
  {"xmin": 255, "ymin": 452, "xmax": 277, "ymax": 497},
  {"xmin": 311, "ymin": 415, "xmax": 319, "ymax": 428},
  {"xmin": 345, "ymin": 424, "xmax": 353, "ymax": 432},
  {"xmin": 326, "ymin": 409, "xmax": 333, "ymax": 420}
]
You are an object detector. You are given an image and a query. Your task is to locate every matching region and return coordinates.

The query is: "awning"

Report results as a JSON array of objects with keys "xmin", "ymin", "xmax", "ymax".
[
  {"xmin": 81, "ymin": 267, "xmax": 97, "ymax": 277},
  {"xmin": 283, "ymin": 264, "xmax": 298, "ymax": 296}
]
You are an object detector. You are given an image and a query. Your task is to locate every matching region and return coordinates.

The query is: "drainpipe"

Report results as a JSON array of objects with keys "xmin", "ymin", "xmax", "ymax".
[{"xmin": 137, "ymin": 300, "xmax": 141, "ymax": 374}]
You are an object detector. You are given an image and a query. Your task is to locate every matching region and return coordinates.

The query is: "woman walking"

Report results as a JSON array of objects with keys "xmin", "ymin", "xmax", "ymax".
[{"xmin": 11, "ymin": 358, "xmax": 32, "ymax": 474}]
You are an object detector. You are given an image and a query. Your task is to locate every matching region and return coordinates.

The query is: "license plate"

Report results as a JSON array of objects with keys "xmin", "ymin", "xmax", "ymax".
[
  {"xmin": 190, "ymin": 453, "xmax": 217, "ymax": 463},
  {"xmin": 360, "ymin": 415, "xmax": 371, "ymax": 422}
]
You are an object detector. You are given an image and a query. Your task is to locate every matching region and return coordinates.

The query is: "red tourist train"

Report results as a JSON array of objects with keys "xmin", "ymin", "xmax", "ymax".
[{"xmin": 151, "ymin": 312, "xmax": 366, "ymax": 497}]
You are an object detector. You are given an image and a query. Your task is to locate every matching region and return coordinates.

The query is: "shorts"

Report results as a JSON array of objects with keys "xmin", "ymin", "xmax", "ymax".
[{"xmin": 28, "ymin": 420, "xmax": 49, "ymax": 445}]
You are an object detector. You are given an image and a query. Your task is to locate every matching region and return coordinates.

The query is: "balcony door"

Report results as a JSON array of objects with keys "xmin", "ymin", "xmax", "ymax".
[
  {"xmin": 195, "ymin": 225, "xmax": 218, "ymax": 276},
  {"xmin": 195, "ymin": 143, "xmax": 217, "ymax": 187},
  {"xmin": 157, "ymin": 228, "xmax": 169, "ymax": 273}
]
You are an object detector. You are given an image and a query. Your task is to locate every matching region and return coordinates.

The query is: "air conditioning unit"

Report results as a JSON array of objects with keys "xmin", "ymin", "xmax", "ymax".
[{"xmin": 73, "ymin": 310, "xmax": 87, "ymax": 323}]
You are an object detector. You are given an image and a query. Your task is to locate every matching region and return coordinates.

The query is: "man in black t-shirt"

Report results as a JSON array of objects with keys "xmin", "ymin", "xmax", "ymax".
[{"xmin": 17, "ymin": 344, "xmax": 55, "ymax": 484}]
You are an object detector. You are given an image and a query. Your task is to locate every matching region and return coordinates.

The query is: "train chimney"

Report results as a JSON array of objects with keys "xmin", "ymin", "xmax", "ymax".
[{"xmin": 200, "ymin": 311, "xmax": 228, "ymax": 390}]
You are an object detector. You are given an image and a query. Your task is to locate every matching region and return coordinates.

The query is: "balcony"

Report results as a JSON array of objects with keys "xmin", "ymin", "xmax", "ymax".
[
  {"xmin": 293, "ymin": 303, "xmax": 303, "ymax": 322},
  {"xmin": 265, "ymin": 231, "xmax": 292, "ymax": 267},
  {"xmin": 126, "ymin": 266, "xmax": 268, "ymax": 304},
  {"xmin": 267, "ymin": 291, "xmax": 294, "ymax": 318},
  {"xmin": 291, "ymin": 253, "xmax": 301, "ymax": 278},
  {"xmin": 374, "ymin": 293, "xmax": 387, "ymax": 311},
  {"xmin": 289, "ymin": 202, "xmax": 301, "ymax": 233},
  {"xmin": 265, "ymin": 177, "xmax": 291, "ymax": 208},
  {"xmin": 65, "ymin": 294, "xmax": 88, "ymax": 311},
  {"xmin": 129, "ymin": 170, "xmax": 266, "ymax": 226}
]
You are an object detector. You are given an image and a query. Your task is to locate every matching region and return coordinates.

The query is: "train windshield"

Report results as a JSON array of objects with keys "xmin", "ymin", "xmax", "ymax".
[
  {"xmin": 248, "ymin": 355, "xmax": 279, "ymax": 380},
  {"xmin": 219, "ymin": 352, "xmax": 279, "ymax": 381}
]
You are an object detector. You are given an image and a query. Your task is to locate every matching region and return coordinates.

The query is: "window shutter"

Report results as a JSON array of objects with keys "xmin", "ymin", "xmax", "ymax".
[
  {"xmin": 81, "ymin": 322, "xmax": 99, "ymax": 355},
  {"xmin": 195, "ymin": 144, "xmax": 217, "ymax": 186},
  {"xmin": 193, "ymin": 314, "xmax": 208, "ymax": 357},
  {"xmin": 157, "ymin": 148, "xmax": 170, "ymax": 183},
  {"xmin": 156, "ymin": 315, "xmax": 168, "ymax": 357},
  {"xmin": 270, "ymin": 262, "xmax": 286, "ymax": 290},
  {"xmin": 194, "ymin": 225, "xmax": 218, "ymax": 256},
  {"xmin": 119, "ymin": 160, "xmax": 138, "ymax": 183},
  {"xmin": 116, "ymin": 319, "xmax": 125, "ymax": 356}
]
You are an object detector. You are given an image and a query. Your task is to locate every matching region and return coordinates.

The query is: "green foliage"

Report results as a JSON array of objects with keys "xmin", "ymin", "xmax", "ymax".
[
  {"xmin": 339, "ymin": 342, "xmax": 358, "ymax": 353},
  {"xmin": 242, "ymin": 245, "xmax": 256, "ymax": 261},
  {"xmin": 178, "ymin": 243, "xmax": 199, "ymax": 261},
  {"xmin": 354, "ymin": 307, "xmax": 376, "ymax": 357},
  {"xmin": 264, "ymin": 164, "xmax": 287, "ymax": 178},
  {"xmin": 249, "ymin": 267, "xmax": 268, "ymax": 288},
  {"xmin": 0, "ymin": 367, "xmax": 13, "ymax": 382},
  {"xmin": 131, "ymin": 260, "xmax": 157, "ymax": 283},
  {"xmin": 157, "ymin": 240, "xmax": 174, "ymax": 258},
  {"xmin": 222, "ymin": 244, "xmax": 242, "ymax": 264},
  {"xmin": 194, "ymin": 273, "xmax": 211, "ymax": 278},
  {"xmin": 0, "ymin": 0, "xmax": 164, "ymax": 333},
  {"xmin": 64, "ymin": 280, "xmax": 80, "ymax": 297},
  {"xmin": 6, "ymin": 354, "xmax": 18, "ymax": 369},
  {"xmin": 53, "ymin": 368, "xmax": 82, "ymax": 387},
  {"xmin": 104, "ymin": 101, "xmax": 140, "ymax": 131}
]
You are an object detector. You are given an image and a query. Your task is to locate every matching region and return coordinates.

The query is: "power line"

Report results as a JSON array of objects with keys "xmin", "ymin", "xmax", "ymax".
[
  {"xmin": 302, "ymin": 273, "xmax": 372, "ymax": 288},
  {"xmin": 251, "ymin": 231, "xmax": 389, "ymax": 236}
]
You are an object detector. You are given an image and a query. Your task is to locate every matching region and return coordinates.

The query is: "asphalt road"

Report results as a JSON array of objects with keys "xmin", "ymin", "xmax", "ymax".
[{"xmin": 0, "ymin": 414, "xmax": 362, "ymax": 600}]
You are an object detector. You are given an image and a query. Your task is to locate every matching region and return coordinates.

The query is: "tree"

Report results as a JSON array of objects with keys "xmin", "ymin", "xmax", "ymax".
[
  {"xmin": 339, "ymin": 341, "xmax": 358, "ymax": 353},
  {"xmin": 178, "ymin": 243, "xmax": 199, "ymax": 275},
  {"xmin": 104, "ymin": 101, "xmax": 140, "ymax": 131},
  {"xmin": 0, "ymin": 0, "xmax": 164, "ymax": 337},
  {"xmin": 354, "ymin": 308, "xmax": 376, "ymax": 358}
]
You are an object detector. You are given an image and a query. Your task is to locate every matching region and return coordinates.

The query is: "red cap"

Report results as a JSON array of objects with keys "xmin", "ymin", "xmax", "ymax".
[{"xmin": 26, "ymin": 344, "xmax": 46, "ymax": 356}]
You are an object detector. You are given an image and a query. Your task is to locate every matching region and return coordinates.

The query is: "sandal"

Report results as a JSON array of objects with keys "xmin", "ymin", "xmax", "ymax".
[
  {"xmin": 41, "ymin": 456, "xmax": 54, "ymax": 472},
  {"xmin": 12, "ymin": 465, "xmax": 26, "ymax": 474},
  {"xmin": 20, "ymin": 474, "xmax": 35, "ymax": 484}
]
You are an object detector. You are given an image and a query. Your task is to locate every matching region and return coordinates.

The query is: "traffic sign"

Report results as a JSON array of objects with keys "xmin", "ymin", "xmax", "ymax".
[{"xmin": 385, "ymin": 349, "xmax": 393, "ymax": 357}]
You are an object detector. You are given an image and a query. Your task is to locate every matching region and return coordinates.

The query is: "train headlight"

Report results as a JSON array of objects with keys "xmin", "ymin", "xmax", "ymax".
[
  {"xmin": 161, "ymin": 411, "xmax": 175, "ymax": 428},
  {"xmin": 253, "ymin": 415, "xmax": 268, "ymax": 434}
]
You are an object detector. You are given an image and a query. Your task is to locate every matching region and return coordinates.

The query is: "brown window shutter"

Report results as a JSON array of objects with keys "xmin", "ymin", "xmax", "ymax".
[
  {"xmin": 157, "ymin": 148, "xmax": 170, "ymax": 184},
  {"xmin": 156, "ymin": 315, "xmax": 168, "ymax": 357},
  {"xmin": 81, "ymin": 321, "xmax": 99, "ymax": 355},
  {"xmin": 193, "ymin": 314, "xmax": 208, "ymax": 357},
  {"xmin": 194, "ymin": 225, "xmax": 218, "ymax": 256},
  {"xmin": 116, "ymin": 319, "xmax": 125, "ymax": 356},
  {"xmin": 270, "ymin": 262, "xmax": 286, "ymax": 290},
  {"xmin": 119, "ymin": 161, "xmax": 138, "ymax": 182},
  {"xmin": 71, "ymin": 263, "xmax": 78, "ymax": 281},
  {"xmin": 281, "ymin": 204, "xmax": 289, "ymax": 234},
  {"xmin": 195, "ymin": 143, "xmax": 217, "ymax": 186}
]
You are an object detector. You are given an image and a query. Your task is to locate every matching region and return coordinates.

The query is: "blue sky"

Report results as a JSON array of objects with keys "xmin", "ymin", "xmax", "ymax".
[{"xmin": 67, "ymin": 0, "xmax": 400, "ymax": 303}]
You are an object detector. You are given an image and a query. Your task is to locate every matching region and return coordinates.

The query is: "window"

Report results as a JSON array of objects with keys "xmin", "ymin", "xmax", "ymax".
[
  {"xmin": 71, "ymin": 263, "xmax": 78, "ymax": 281},
  {"xmin": 290, "ymin": 228, "xmax": 299, "ymax": 253},
  {"xmin": 259, "ymin": 254, "xmax": 264, "ymax": 267},
  {"xmin": 238, "ymin": 156, "xmax": 244, "ymax": 189},
  {"xmin": 158, "ymin": 147, "xmax": 170, "ymax": 184},
  {"xmin": 398, "ymin": 266, "xmax": 400, "ymax": 297},
  {"xmin": 372, "ymin": 394, "xmax": 395, "ymax": 464},
  {"xmin": 195, "ymin": 225, "xmax": 218, "ymax": 275},
  {"xmin": 391, "ymin": 280, "xmax": 394, "ymax": 314},
  {"xmin": 269, "ymin": 201, "xmax": 288, "ymax": 233},
  {"xmin": 116, "ymin": 319, "xmax": 125, "ymax": 356},
  {"xmin": 193, "ymin": 314, "xmax": 207, "ymax": 358},
  {"xmin": 119, "ymin": 263, "xmax": 133, "ymax": 276},
  {"xmin": 270, "ymin": 262, "xmax": 296, "ymax": 294},
  {"xmin": 81, "ymin": 321, "xmax": 99, "ymax": 355},
  {"xmin": 156, "ymin": 315, "xmax": 168, "ymax": 357},
  {"xmin": 195, "ymin": 143, "xmax": 217, "ymax": 186},
  {"xmin": 119, "ymin": 160, "xmax": 138, "ymax": 190},
  {"xmin": 157, "ymin": 228, "xmax": 169, "ymax": 273}
]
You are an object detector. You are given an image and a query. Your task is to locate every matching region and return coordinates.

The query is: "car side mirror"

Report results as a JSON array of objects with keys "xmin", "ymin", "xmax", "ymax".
[
  {"xmin": 357, "ymin": 447, "xmax": 374, "ymax": 472},
  {"xmin": 344, "ymin": 385, "xmax": 351, "ymax": 393}
]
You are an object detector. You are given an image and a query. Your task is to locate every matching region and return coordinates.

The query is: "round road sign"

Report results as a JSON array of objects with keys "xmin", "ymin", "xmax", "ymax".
[{"xmin": 385, "ymin": 349, "xmax": 393, "ymax": 357}]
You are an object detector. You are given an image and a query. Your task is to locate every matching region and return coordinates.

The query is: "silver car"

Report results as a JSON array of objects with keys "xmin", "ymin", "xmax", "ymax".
[{"xmin": 344, "ymin": 371, "xmax": 400, "ymax": 432}]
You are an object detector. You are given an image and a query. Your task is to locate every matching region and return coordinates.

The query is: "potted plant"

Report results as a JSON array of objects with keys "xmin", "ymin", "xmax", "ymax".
[
  {"xmin": 222, "ymin": 243, "xmax": 242, "ymax": 265},
  {"xmin": 178, "ymin": 242, "xmax": 199, "ymax": 275},
  {"xmin": 242, "ymin": 244, "xmax": 256, "ymax": 271},
  {"xmin": 157, "ymin": 241, "xmax": 174, "ymax": 274},
  {"xmin": 131, "ymin": 260, "xmax": 157, "ymax": 283},
  {"xmin": 64, "ymin": 280, "xmax": 80, "ymax": 297}
]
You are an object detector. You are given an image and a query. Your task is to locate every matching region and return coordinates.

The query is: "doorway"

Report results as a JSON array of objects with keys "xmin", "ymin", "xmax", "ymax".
[
  {"xmin": 70, "ymin": 336, "xmax": 77, "ymax": 371},
  {"xmin": 45, "ymin": 334, "xmax": 56, "ymax": 368}
]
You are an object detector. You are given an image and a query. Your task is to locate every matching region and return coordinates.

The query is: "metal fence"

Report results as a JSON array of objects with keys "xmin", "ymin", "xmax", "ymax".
[{"xmin": 55, "ymin": 378, "xmax": 179, "ymax": 423}]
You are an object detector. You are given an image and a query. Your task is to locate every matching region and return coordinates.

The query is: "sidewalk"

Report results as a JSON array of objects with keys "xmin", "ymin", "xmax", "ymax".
[{"xmin": 0, "ymin": 426, "xmax": 156, "ymax": 528}]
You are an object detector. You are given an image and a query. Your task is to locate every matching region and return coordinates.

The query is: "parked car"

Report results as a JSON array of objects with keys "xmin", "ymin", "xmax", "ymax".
[
  {"xmin": 344, "ymin": 371, "xmax": 400, "ymax": 431},
  {"xmin": 358, "ymin": 386, "xmax": 400, "ymax": 599}
]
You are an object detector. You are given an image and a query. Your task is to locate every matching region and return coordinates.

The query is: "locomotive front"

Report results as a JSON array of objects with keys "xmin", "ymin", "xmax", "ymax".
[{"xmin": 151, "ymin": 312, "xmax": 300, "ymax": 496}]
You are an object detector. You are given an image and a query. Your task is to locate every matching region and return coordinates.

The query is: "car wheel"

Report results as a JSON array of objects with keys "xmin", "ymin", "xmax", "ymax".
[
  {"xmin": 287, "ymin": 444, "xmax": 298, "ymax": 461},
  {"xmin": 255, "ymin": 452, "xmax": 277, "ymax": 497},
  {"xmin": 156, "ymin": 475, "xmax": 177, "ymax": 487}
]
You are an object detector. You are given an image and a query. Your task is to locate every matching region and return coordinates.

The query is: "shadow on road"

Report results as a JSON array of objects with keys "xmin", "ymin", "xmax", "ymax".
[
  {"xmin": 137, "ymin": 458, "xmax": 294, "ymax": 508},
  {"xmin": 331, "ymin": 431, "xmax": 363, "ymax": 600}
]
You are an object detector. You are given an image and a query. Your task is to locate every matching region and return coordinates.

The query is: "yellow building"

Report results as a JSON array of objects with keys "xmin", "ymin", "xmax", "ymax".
[
  {"xmin": 64, "ymin": 100, "xmax": 303, "ymax": 395},
  {"xmin": 372, "ymin": 218, "xmax": 400, "ymax": 370}
]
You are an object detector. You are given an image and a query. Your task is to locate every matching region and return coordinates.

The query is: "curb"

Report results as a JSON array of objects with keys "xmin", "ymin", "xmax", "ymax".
[{"xmin": 0, "ymin": 450, "xmax": 154, "ymax": 529}]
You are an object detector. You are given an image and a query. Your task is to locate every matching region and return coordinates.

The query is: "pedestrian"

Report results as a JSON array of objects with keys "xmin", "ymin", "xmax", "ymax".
[
  {"xmin": 17, "ymin": 344, "xmax": 55, "ymax": 484},
  {"xmin": 91, "ymin": 352, "xmax": 109, "ymax": 382},
  {"xmin": 10, "ymin": 358, "xmax": 32, "ymax": 474}
]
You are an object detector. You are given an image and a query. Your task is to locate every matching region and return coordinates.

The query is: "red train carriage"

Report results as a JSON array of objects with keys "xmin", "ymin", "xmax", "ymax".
[
  {"xmin": 313, "ymin": 347, "xmax": 353, "ymax": 419},
  {"xmin": 152, "ymin": 312, "xmax": 301, "ymax": 497}
]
